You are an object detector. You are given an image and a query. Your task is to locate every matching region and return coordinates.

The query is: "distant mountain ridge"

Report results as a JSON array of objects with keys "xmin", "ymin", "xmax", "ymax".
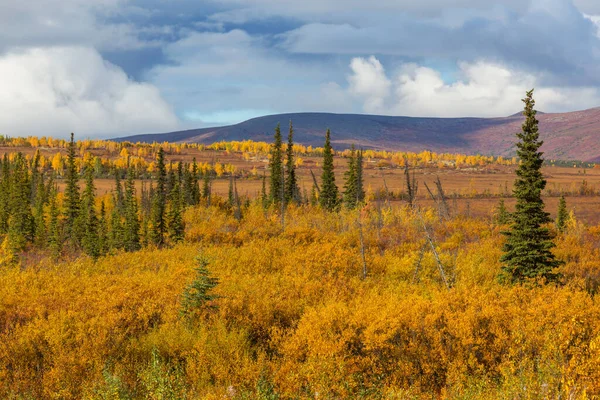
[{"xmin": 116, "ymin": 108, "xmax": 600, "ymax": 162}]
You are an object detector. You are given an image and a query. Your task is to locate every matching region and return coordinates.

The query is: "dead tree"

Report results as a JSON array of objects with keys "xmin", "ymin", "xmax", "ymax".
[
  {"xmin": 434, "ymin": 176, "xmax": 451, "ymax": 219},
  {"xmin": 415, "ymin": 207, "xmax": 450, "ymax": 289},
  {"xmin": 404, "ymin": 157, "xmax": 418, "ymax": 207}
]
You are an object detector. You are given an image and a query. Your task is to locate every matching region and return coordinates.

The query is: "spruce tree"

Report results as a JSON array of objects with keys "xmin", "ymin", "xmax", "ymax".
[
  {"xmin": 0, "ymin": 154, "xmax": 10, "ymax": 233},
  {"xmin": 284, "ymin": 120, "xmax": 300, "ymax": 204},
  {"xmin": 343, "ymin": 145, "xmax": 358, "ymax": 209},
  {"xmin": 495, "ymin": 199, "xmax": 510, "ymax": 225},
  {"xmin": 98, "ymin": 200, "xmax": 109, "ymax": 255},
  {"xmin": 261, "ymin": 173, "xmax": 268, "ymax": 210},
  {"xmin": 47, "ymin": 185, "xmax": 62, "ymax": 259},
  {"xmin": 150, "ymin": 148, "xmax": 167, "ymax": 246},
  {"xmin": 180, "ymin": 255, "xmax": 220, "ymax": 321},
  {"xmin": 81, "ymin": 162, "xmax": 100, "ymax": 259},
  {"xmin": 499, "ymin": 89, "xmax": 561, "ymax": 284},
  {"xmin": 191, "ymin": 158, "xmax": 200, "ymax": 205},
  {"xmin": 123, "ymin": 163, "xmax": 141, "ymax": 252},
  {"xmin": 202, "ymin": 172, "xmax": 211, "ymax": 205},
  {"xmin": 228, "ymin": 175, "xmax": 235, "ymax": 208},
  {"xmin": 63, "ymin": 133, "xmax": 81, "ymax": 245},
  {"xmin": 269, "ymin": 124, "xmax": 284, "ymax": 204},
  {"xmin": 7, "ymin": 154, "xmax": 34, "ymax": 252},
  {"xmin": 356, "ymin": 149, "xmax": 365, "ymax": 203},
  {"xmin": 33, "ymin": 173, "xmax": 47, "ymax": 246},
  {"xmin": 167, "ymin": 173, "xmax": 185, "ymax": 244},
  {"xmin": 319, "ymin": 129, "xmax": 339, "ymax": 211},
  {"xmin": 556, "ymin": 195, "xmax": 569, "ymax": 233}
]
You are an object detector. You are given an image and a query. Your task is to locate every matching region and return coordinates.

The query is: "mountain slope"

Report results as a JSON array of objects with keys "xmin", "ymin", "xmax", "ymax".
[{"xmin": 116, "ymin": 108, "xmax": 600, "ymax": 161}]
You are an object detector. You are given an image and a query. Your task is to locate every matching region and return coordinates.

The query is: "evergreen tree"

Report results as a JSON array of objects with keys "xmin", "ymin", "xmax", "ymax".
[
  {"xmin": 47, "ymin": 185, "xmax": 62, "ymax": 259},
  {"xmin": 191, "ymin": 158, "xmax": 200, "ymax": 205},
  {"xmin": 180, "ymin": 255, "xmax": 220, "ymax": 321},
  {"xmin": 228, "ymin": 175, "xmax": 235, "ymax": 208},
  {"xmin": 343, "ymin": 145, "xmax": 358, "ymax": 209},
  {"xmin": 500, "ymin": 90, "xmax": 561, "ymax": 284},
  {"xmin": 98, "ymin": 200, "xmax": 109, "ymax": 255},
  {"xmin": 319, "ymin": 129, "xmax": 339, "ymax": 211},
  {"xmin": 356, "ymin": 149, "xmax": 365, "ymax": 204},
  {"xmin": 123, "ymin": 163, "xmax": 141, "ymax": 252},
  {"xmin": 202, "ymin": 172, "xmax": 211, "ymax": 205},
  {"xmin": 556, "ymin": 195, "xmax": 569, "ymax": 233},
  {"xmin": 63, "ymin": 133, "xmax": 81, "ymax": 245},
  {"xmin": 261, "ymin": 173, "xmax": 268, "ymax": 210},
  {"xmin": 150, "ymin": 148, "xmax": 167, "ymax": 246},
  {"xmin": 269, "ymin": 124, "xmax": 284, "ymax": 204},
  {"xmin": 7, "ymin": 154, "xmax": 34, "ymax": 252},
  {"xmin": 284, "ymin": 120, "xmax": 300, "ymax": 204},
  {"xmin": 495, "ymin": 199, "xmax": 510, "ymax": 225},
  {"xmin": 167, "ymin": 172, "xmax": 185, "ymax": 244},
  {"xmin": 0, "ymin": 154, "xmax": 10, "ymax": 233},
  {"xmin": 33, "ymin": 173, "xmax": 47, "ymax": 246},
  {"xmin": 81, "ymin": 162, "xmax": 100, "ymax": 259}
]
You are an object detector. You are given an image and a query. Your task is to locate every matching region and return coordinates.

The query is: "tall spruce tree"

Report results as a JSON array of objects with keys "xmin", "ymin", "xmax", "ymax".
[
  {"xmin": 319, "ymin": 129, "xmax": 339, "ymax": 211},
  {"xmin": 167, "ymin": 171, "xmax": 185, "ymax": 244},
  {"xmin": 284, "ymin": 120, "xmax": 300, "ymax": 204},
  {"xmin": 356, "ymin": 149, "xmax": 365, "ymax": 203},
  {"xmin": 123, "ymin": 163, "xmax": 141, "ymax": 252},
  {"xmin": 343, "ymin": 145, "xmax": 358, "ymax": 209},
  {"xmin": 499, "ymin": 89, "xmax": 561, "ymax": 284},
  {"xmin": 47, "ymin": 184, "xmax": 62, "ymax": 259},
  {"xmin": 63, "ymin": 133, "xmax": 81, "ymax": 245},
  {"xmin": 202, "ymin": 172, "xmax": 211, "ymax": 206},
  {"xmin": 269, "ymin": 124, "xmax": 284, "ymax": 204},
  {"xmin": 81, "ymin": 162, "xmax": 100, "ymax": 259},
  {"xmin": 150, "ymin": 147, "xmax": 167, "ymax": 246},
  {"xmin": 556, "ymin": 195, "xmax": 569, "ymax": 233},
  {"xmin": 0, "ymin": 154, "xmax": 10, "ymax": 233}
]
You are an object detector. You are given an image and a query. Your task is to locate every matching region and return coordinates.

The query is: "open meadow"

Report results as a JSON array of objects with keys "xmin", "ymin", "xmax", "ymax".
[{"xmin": 0, "ymin": 134, "xmax": 600, "ymax": 399}]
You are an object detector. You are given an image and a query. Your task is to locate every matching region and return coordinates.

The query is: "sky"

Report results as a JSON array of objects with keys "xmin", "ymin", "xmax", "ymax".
[{"xmin": 2, "ymin": 0, "xmax": 600, "ymax": 138}]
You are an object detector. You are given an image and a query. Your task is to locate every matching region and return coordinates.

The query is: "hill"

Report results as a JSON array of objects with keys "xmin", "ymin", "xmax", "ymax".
[{"xmin": 116, "ymin": 108, "xmax": 600, "ymax": 161}]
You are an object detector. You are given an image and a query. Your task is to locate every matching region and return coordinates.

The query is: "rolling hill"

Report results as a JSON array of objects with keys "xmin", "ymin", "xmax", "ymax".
[{"xmin": 116, "ymin": 107, "xmax": 600, "ymax": 161}]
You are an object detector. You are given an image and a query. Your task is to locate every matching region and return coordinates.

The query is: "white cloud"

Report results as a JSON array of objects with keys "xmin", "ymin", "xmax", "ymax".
[
  {"xmin": 0, "ymin": 47, "xmax": 179, "ymax": 138},
  {"xmin": 347, "ymin": 56, "xmax": 391, "ymax": 113},
  {"xmin": 347, "ymin": 56, "xmax": 600, "ymax": 117}
]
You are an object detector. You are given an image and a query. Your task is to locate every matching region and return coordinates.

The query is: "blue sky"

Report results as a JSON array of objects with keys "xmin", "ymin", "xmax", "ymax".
[{"xmin": 1, "ymin": 0, "xmax": 600, "ymax": 138}]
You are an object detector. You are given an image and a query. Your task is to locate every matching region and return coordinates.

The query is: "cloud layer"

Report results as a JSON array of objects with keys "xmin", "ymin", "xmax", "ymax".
[
  {"xmin": 0, "ymin": 47, "xmax": 179, "ymax": 138},
  {"xmin": 347, "ymin": 57, "xmax": 600, "ymax": 117},
  {"xmin": 2, "ymin": 0, "xmax": 600, "ymax": 136}
]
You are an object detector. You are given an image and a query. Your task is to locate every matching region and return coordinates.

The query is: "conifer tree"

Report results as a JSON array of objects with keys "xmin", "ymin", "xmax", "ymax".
[
  {"xmin": 556, "ymin": 195, "xmax": 569, "ymax": 233},
  {"xmin": 202, "ymin": 172, "xmax": 211, "ymax": 205},
  {"xmin": 150, "ymin": 148, "xmax": 167, "ymax": 246},
  {"xmin": 167, "ymin": 174, "xmax": 185, "ymax": 244},
  {"xmin": 319, "ymin": 129, "xmax": 339, "ymax": 211},
  {"xmin": 227, "ymin": 175, "xmax": 235, "ymax": 209},
  {"xmin": 98, "ymin": 200, "xmax": 109, "ymax": 255},
  {"xmin": 356, "ymin": 149, "xmax": 365, "ymax": 203},
  {"xmin": 261, "ymin": 173, "xmax": 268, "ymax": 210},
  {"xmin": 191, "ymin": 158, "xmax": 200, "ymax": 205},
  {"xmin": 284, "ymin": 120, "xmax": 300, "ymax": 204},
  {"xmin": 180, "ymin": 255, "xmax": 220, "ymax": 321},
  {"xmin": 7, "ymin": 153, "xmax": 34, "ymax": 252},
  {"xmin": 47, "ymin": 185, "xmax": 62, "ymax": 259},
  {"xmin": 495, "ymin": 199, "xmax": 510, "ymax": 225},
  {"xmin": 123, "ymin": 163, "xmax": 141, "ymax": 252},
  {"xmin": 81, "ymin": 162, "xmax": 100, "ymax": 259},
  {"xmin": 0, "ymin": 154, "xmax": 10, "ymax": 233},
  {"xmin": 33, "ymin": 173, "xmax": 47, "ymax": 246},
  {"xmin": 63, "ymin": 133, "xmax": 81, "ymax": 245},
  {"xmin": 500, "ymin": 89, "xmax": 561, "ymax": 284},
  {"xmin": 269, "ymin": 124, "xmax": 284, "ymax": 204},
  {"xmin": 343, "ymin": 145, "xmax": 358, "ymax": 209}
]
